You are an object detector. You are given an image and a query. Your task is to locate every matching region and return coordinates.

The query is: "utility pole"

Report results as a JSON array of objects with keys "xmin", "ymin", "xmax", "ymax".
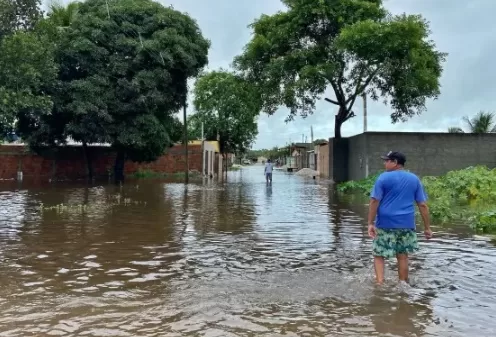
[
  {"xmin": 363, "ymin": 92, "xmax": 369, "ymax": 177},
  {"xmin": 201, "ymin": 122, "xmax": 204, "ymax": 175},
  {"xmin": 183, "ymin": 86, "xmax": 189, "ymax": 184},
  {"xmin": 363, "ymin": 92, "xmax": 367, "ymax": 132}
]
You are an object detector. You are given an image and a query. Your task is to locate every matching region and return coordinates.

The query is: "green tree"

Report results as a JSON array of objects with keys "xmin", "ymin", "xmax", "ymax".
[
  {"xmin": 0, "ymin": 0, "xmax": 53, "ymax": 141},
  {"xmin": 46, "ymin": 1, "xmax": 80, "ymax": 28},
  {"xmin": 448, "ymin": 111, "xmax": 496, "ymax": 134},
  {"xmin": 192, "ymin": 70, "xmax": 260, "ymax": 167},
  {"xmin": 447, "ymin": 127, "xmax": 463, "ymax": 134},
  {"xmin": 0, "ymin": 31, "xmax": 57, "ymax": 139},
  {"xmin": 24, "ymin": 0, "xmax": 209, "ymax": 182},
  {"xmin": 234, "ymin": 0, "xmax": 447, "ymax": 139},
  {"xmin": 167, "ymin": 115, "xmax": 185, "ymax": 144},
  {"xmin": 0, "ymin": 0, "xmax": 43, "ymax": 38},
  {"xmin": 313, "ymin": 138, "xmax": 328, "ymax": 145},
  {"xmin": 15, "ymin": 1, "xmax": 94, "ymax": 176}
]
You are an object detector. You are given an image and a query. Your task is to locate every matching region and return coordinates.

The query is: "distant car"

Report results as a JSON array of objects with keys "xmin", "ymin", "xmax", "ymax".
[{"xmin": 242, "ymin": 159, "xmax": 251, "ymax": 165}]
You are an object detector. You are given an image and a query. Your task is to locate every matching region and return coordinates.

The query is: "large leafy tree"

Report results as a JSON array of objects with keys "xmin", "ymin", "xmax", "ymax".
[
  {"xmin": 23, "ymin": 0, "xmax": 209, "ymax": 182},
  {"xmin": 0, "ymin": 0, "xmax": 43, "ymax": 38},
  {"xmin": 192, "ymin": 70, "xmax": 260, "ymax": 162},
  {"xmin": 0, "ymin": 0, "xmax": 57, "ymax": 141},
  {"xmin": 16, "ymin": 1, "xmax": 97, "ymax": 176},
  {"xmin": 234, "ymin": 0, "xmax": 447, "ymax": 138},
  {"xmin": 1, "ymin": 32, "xmax": 58, "ymax": 139},
  {"xmin": 448, "ymin": 111, "xmax": 496, "ymax": 134}
]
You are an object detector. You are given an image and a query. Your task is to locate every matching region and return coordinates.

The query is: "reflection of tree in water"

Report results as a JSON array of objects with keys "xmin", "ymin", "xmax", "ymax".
[
  {"xmin": 214, "ymin": 183, "xmax": 257, "ymax": 233},
  {"xmin": 15, "ymin": 181, "xmax": 181, "ymax": 285},
  {"xmin": 184, "ymin": 180, "xmax": 257, "ymax": 235},
  {"xmin": 328, "ymin": 187, "xmax": 342, "ymax": 245},
  {"xmin": 186, "ymin": 180, "xmax": 219, "ymax": 237}
]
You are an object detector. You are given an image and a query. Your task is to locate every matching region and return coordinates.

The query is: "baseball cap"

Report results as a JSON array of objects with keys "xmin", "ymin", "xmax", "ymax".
[{"xmin": 380, "ymin": 151, "xmax": 406, "ymax": 165}]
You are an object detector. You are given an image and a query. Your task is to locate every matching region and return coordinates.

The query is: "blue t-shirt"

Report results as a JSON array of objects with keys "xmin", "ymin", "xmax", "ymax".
[{"xmin": 370, "ymin": 170, "xmax": 427, "ymax": 230}]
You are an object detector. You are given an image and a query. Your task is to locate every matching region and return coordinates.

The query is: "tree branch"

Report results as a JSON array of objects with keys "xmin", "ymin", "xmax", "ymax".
[
  {"xmin": 324, "ymin": 97, "xmax": 339, "ymax": 105},
  {"xmin": 329, "ymin": 79, "xmax": 345, "ymax": 105},
  {"xmin": 343, "ymin": 110, "xmax": 356, "ymax": 122},
  {"xmin": 345, "ymin": 66, "xmax": 366, "ymax": 109},
  {"xmin": 346, "ymin": 67, "xmax": 380, "ymax": 111},
  {"xmin": 336, "ymin": 58, "xmax": 347, "ymax": 103}
]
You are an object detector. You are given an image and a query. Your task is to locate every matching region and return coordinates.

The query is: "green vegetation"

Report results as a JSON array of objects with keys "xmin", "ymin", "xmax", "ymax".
[
  {"xmin": 246, "ymin": 146, "xmax": 289, "ymax": 161},
  {"xmin": 448, "ymin": 111, "xmax": 496, "ymax": 134},
  {"xmin": 338, "ymin": 166, "xmax": 496, "ymax": 234},
  {"xmin": 131, "ymin": 169, "xmax": 201, "ymax": 179},
  {"xmin": 39, "ymin": 194, "xmax": 148, "ymax": 214},
  {"xmin": 1, "ymin": 0, "xmax": 209, "ymax": 183},
  {"xmin": 234, "ymin": 0, "xmax": 446, "ymax": 138},
  {"xmin": 190, "ymin": 70, "xmax": 260, "ymax": 157}
]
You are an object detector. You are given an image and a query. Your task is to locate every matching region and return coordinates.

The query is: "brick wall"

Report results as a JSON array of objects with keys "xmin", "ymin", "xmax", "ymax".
[
  {"xmin": 0, "ymin": 144, "xmax": 203, "ymax": 180},
  {"xmin": 342, "ymin": 132, "xmax": 496, "ymax": 181}
]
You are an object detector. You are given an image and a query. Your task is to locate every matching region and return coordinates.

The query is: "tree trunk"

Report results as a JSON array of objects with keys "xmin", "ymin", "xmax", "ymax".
[
  {"xmin": 82, "ymin": 141, "xmax": 94, "ymax": 181},
  {"xmin": 334, "ymin": 106, "xmax": 351, "ymax": 139},
  {"xmin": 334, "ymin": 115, "xmax": 343, "ymax": 139},
  {"xmin": 114, "ymin": 151, "xmax": 125, "ymax": 184}
]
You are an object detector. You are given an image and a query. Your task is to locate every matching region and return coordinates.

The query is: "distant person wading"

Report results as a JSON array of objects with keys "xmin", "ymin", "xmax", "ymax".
[
  {"xmin": 264, "ymin": 159, "xmax": 273, "ymax": 185},
  {"xmin": 367, "ymin": 151, "xmax": 433, "ymax": 284}
]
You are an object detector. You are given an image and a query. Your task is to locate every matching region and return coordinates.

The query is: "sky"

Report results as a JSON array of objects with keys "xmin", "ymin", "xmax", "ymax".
[{"xmin": 54, "ymin": 0, "xmax": 496, "ymax": 149}]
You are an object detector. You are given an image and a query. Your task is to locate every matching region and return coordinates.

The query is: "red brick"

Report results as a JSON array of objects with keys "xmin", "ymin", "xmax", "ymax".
[{"xmin": 0, "ymin": 144, "xmax": 203, "ymax": 179}]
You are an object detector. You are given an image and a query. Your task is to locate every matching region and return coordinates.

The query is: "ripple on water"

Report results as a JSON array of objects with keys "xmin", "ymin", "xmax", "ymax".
[{"xmin": 0, "ymin": 171, "xmax": 495, "ymax": 336}]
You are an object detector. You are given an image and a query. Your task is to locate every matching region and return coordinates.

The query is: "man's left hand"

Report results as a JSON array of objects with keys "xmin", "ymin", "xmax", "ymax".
[{"xmin": 368, "ymin": 224, "xmax": 377, "ymax": 238}]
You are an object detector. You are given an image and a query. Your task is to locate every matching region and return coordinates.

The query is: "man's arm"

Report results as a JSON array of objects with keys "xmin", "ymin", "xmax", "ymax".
[
  {"xmin": 368, "ymin": 178, "xmax": 383, "ymax": 225},
  {"xmin": 368, "ymin": 198, "xmax": 380, "ymax": 225},
  {"xmin": 367, "ymin": 177, "xmax": 383, "ymax": 237},
  {"xmin": 417, "ymin": 201, "xmax": 431, "ymax": 230},
  {"xmin": 415, "ymin": 179, "xmax": 432, "ymax": 238}
]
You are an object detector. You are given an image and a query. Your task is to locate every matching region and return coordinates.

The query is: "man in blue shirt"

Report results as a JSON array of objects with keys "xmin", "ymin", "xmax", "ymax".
[
  {"xmin": 264, "ymin": 159, "xmax": 273, "ymax": 185},
  {"xmin": 368, "ymin": 151, "xmax": 432, "ymax": 284}
]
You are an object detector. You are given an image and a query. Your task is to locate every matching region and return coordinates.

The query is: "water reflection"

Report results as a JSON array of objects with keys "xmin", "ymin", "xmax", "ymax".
[
  {"xmin": 0, "ymin": 166, "xmax": 494, "ymax": 336},
  {"xmin": 368, "ymin": 287, "xmax": 434, "ymax": 337}
]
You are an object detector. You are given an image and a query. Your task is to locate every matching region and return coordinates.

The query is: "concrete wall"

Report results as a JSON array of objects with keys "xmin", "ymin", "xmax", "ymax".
[
  {"xmin": 203, "ymin": 141, "xmax": 216, "ymax": 177},
  {"xmin": 0, "ymin": 144, "xmax": 204, "ymax": 180},
  {"xmin": 345, "ymin": 132, "xmax": 496, "ymax": 180}
]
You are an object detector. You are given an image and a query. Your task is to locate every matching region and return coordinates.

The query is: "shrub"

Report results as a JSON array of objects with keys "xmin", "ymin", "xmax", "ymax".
[{"xmin": 337, "ymin": 166, "xmax": 496, "ymax": 233}]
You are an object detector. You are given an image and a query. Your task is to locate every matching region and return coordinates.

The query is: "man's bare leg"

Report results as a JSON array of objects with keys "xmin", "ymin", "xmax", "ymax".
[
  {"xmin": 396, "ymin": 253, "xmax": 409, "ymax": 282},
  {"xmin": 374, "ymin": 256, "xmax": 385, "ymax": 284}
]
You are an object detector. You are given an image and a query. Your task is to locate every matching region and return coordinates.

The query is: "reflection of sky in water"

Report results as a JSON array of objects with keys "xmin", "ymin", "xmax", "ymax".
[
  {"xmin": 244, "ymin": 168, "xmax": 334, "ymax": 247},
  {"xmin": 0, "ymin": 190, "xmax": 34, "ymax": 241}
]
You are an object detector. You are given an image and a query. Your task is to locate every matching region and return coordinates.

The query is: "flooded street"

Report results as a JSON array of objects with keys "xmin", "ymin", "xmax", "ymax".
[{"xmin": 0, "ymin": 166, "xmax": 495, "ymax": 336}]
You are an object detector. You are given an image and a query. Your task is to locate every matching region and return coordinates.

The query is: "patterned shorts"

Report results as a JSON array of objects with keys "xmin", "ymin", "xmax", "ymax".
[{"xmin": 373, "ymin": 228, "xmax": 419, "ymax": 258}]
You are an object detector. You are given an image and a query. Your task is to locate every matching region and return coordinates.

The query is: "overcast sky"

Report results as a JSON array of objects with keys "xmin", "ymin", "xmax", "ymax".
[{"xmin": 55, "ymin": 0, "xmax": 496, "ymax": 149}]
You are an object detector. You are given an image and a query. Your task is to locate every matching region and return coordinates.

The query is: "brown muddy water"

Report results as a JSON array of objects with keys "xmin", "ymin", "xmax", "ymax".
[{"xmin": 0, "ymin": 166, "xmax": 495, "ymax": 336}]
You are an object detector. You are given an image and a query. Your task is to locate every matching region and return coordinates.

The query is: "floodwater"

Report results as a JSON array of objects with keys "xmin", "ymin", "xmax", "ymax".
[{"xmin": 0, "ymin": 166, "xmax": 495, "ymax": 337}]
